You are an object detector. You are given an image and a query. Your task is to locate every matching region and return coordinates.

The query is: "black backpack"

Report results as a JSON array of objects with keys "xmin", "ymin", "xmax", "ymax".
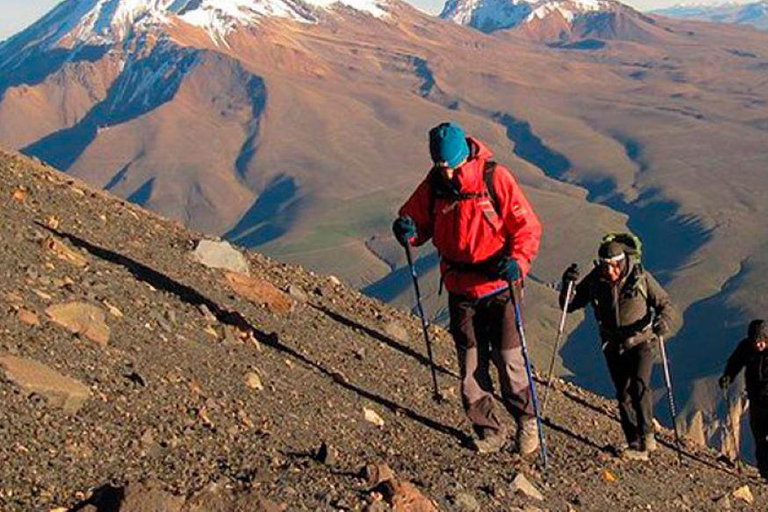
[{"xmin": 428, "ymin": 161, "xmax": 501, "ymax": 221}]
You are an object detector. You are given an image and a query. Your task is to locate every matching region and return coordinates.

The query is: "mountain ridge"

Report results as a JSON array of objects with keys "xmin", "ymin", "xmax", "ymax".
[{"xmin": 652, "ymin": 0, "xmax": 768, "ymax": 29}]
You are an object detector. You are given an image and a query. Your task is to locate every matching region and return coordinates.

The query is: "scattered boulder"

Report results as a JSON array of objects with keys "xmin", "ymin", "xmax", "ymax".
[
  {"xmin": 364, "ymin": 463, "xmax": 437, "ymax": 512},
  {"xmin": 365, "ymin": 463, "xmax": 396, "ymax": 487},
  {"xmin": 511, "ymin": 473, "xmax": 543, "ymax": 501},
  {"xmin": 384, "ymin": 321, "xmax": 409, "ymax": 343},
  {"xmin": 600, "ymin": 469, "xmax": 618, "ymax": 483},
  {"xmin": 224, "ymin": 272, "xmax": 293, "ymax": 315},
  {"xmin": 0, "ymin": 355, "xmax": 90, "ymax": 414},
  {"xmin": 192, "ymin": 239, "xmax": 250, "ymax": 275},
  {"xmin": 185, "ymin": 481, "xmax": 283, "ymax": 512},
  {"xmin": 315, "ymin": 441, "xmax": 338, "ymax": 466},
  {"xmin": 102, "ymin": 300, "xmax": 124, "ymax": 318},
  {"xmin": 16, "ymin": 308, "xmax": 40, "ymax": 326},
  {"xmin": 732, "ymin": 485, "xmax": 754, "ymax": 505},
  {"xmin": 365, "ymin": 499, "xmax": 390, "ymax": 512},
  {"xmin": 79, "ymin": 481, "xmax": 183, "ymax": 512},
  {"xmin": 287, "ymin": 284, "xmax": 309, "ymax": 302},
  {"xmin": 451, "ymin": 492, "xmax": 480, "ymax": 511},
  {"xmin": 713, "ymin": 494, "xmax": 732, "ymax": 509},
  {"xmin": 12, "ymin": 187, "xmax": 27, "ymax": 203},
  {"xmin": 46, "ymin": 302, "xmax": 110, "ymax": 346},
  {"xmin": 329, "ymin": 275, "xmax": 342, "ymax": 286},
  {"xmin": 245, "ymin": 371, "xmax": 264, "ymax": 391},
  {"xmin": 364, "ymin": 407, "xmax": 385, "ymax": 428},
  {"xmin": 387, "ymin": 479, "xmax": 438, "ymax": 512},
  {"xmin": 197, "ymin": 303, "xmax": 217, "ymax": 323},
  {"xmin": 42, "ymin": 236, "xmax": 88, "ymax": 267}
]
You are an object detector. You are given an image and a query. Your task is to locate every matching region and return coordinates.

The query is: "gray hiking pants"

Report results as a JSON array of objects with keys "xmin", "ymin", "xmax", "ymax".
[{"xmin": 449, "ymin": 290, "xmax": 535, "ymax": 437}]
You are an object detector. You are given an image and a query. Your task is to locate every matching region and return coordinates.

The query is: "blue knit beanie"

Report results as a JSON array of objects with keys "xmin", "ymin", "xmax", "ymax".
[{"xmin": 429, "ymin": 122, "xmax": 470, "ymax": 168}]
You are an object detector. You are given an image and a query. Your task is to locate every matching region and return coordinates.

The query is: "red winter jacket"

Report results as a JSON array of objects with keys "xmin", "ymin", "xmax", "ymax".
[{"xmin": 398, "ymin": 137, "xmax": 542, "ymax": 299}]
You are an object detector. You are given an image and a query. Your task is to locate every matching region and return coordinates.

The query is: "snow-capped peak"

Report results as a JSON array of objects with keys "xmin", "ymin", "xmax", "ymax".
[
  {"xmin": 526, "ymin": 0, "xmax": 610, "ymax": 22},
  {"xmin": 14, "ymin": 0, "xmax": 388, "ymax": 50},
  {"xmin": 440, "ymin": 0, "xmax": 614, "ymax": 32}
]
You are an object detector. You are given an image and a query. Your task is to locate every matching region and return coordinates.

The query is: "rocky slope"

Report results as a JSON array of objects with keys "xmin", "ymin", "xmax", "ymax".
[{"xmin": 1, "ymin": 151, "xmax": 766, "ymax": 510}]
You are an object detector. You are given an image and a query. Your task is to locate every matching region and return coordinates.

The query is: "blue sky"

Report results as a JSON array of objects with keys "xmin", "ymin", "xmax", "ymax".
[{"xmin": 0, "ymin": 0, "xmax": 749, "ymax": 41}]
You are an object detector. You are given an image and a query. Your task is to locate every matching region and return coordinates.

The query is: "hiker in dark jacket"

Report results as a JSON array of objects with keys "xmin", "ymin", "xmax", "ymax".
[
  {"xmin": 719, "ymin": 319, "xmax": 768, "ymax": 479},
  {"xmin": 560, "ymin": 240, "xmax": 677, "ymax": 460}
]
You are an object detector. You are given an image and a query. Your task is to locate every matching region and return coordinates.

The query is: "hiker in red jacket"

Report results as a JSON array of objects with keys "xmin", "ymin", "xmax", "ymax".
[{"xmin": 393, "ymin": 122, "xmax": 542, "ymax": 454}]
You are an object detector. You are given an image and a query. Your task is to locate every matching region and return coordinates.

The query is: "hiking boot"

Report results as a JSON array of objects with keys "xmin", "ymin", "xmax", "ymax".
[
  {"xmin": 643, "ymin": 433, "xmax": 658, "ymax": 453},
  {"xmin": 516, "ymin": 417, "xmax": 540, "ymax": 456},
  {"xmin": 621, "ymin": 448, "xmax": 650, "ymax": 461},
  {"xmin": 473, "ymin": 431, "xmax": 507, "ymax": 454}
]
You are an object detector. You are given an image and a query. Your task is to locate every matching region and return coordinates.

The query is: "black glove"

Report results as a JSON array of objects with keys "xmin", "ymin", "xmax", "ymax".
[
  {"xmin": 719, "ymin": 375, "xmax": 731, "ymax": 389},
  {"xmin": 653, "ymin": 318, "xmax": 670, "ymax": 337},
  {"xmin": 392, "ymin": 217, "xmax": 417, "ymax": 247},
  {"xmin": 494, "ymin": 257, "xmax": 521, "ymax": 282},
  {"xmin": 562, "ymin": 263, "xmax": 579, "ymax": 285}
]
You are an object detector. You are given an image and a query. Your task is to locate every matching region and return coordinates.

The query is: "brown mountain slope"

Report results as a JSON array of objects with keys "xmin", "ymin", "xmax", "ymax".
[
  {"xmin": 4, "ymin": 0, "xmax": 768, "ymax": 455},
  {"xmin": 0, "ymin": 148, "xmax": 765, "ymax": 510}
]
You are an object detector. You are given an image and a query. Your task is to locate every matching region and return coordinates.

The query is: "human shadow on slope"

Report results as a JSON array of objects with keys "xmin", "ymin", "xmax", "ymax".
[
  {"xmin": 543, "ymin": 418, "xmax": 606, "ymax": 452},
  {"xmin": 70, "ymin": 484, "xmax": 123, "ymax": 511},
  {"xmin": 315, "ymin": 303, "xmax": 646, "ymax": 453},
  {"xmin": 312, "ymin": 304, "xmax": 461, "ymax": 380},
  {"xmin": 41, "ymin": 225, "xmax": 470, "ymax": 445}
]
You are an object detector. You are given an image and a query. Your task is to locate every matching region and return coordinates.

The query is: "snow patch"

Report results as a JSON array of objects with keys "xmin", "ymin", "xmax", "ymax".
[
  {"xmin": 8, "ymin": 0, "xmax": 389, "ymax": 50},
  {"xmin": 441, "ymin": 0, "xmax": 614, "ymax": 30}
]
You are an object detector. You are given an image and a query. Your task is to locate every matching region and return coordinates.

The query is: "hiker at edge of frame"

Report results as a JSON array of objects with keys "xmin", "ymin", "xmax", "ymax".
[
  {"xmin": 392, "ymin": 122, "xmax": 543, "ymax": 456},
  {"xmin": 720, "ymin": 319, "xmax": 768, "ymax": 480},
  {"xmin": 559, "ymin": 237, "xmax": 678, "ymax": 462}
]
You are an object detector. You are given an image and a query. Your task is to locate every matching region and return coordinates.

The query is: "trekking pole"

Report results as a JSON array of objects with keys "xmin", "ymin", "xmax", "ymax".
[
  {"xmin": 508, "ymin": 279, "xmax": 548, "ymax": 470},
  {"xmin": 541, "ymin": 279, "xmax": 575, "ymax": 417},
  {"xmin": 722, "ymin": 387, "xmax": 743, "ymax": 474},
  {"xmin": 404, "ymin": 243, "xmax": 442, "ymax": 403},
  {"xmin": 658, "ymin": 336, "xmax": 684, "ymax": 465}
]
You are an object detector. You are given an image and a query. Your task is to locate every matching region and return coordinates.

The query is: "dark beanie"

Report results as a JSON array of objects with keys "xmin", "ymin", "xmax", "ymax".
[
  {"xmin": 748, "ymin": 319, "xmax": 767, "ymax": 341},
  {"xmin": 429, "ymin": 122, "xmax": 470, "ymax": 169},
  {"xmin": 598, "ymin": 241, "xmax": 626, "ymax": 262}
]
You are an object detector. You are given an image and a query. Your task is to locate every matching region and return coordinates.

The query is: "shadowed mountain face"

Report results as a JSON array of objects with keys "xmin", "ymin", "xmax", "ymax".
[{"xmin": 3, "ymin": 0, "xmax": 768, "ymax": 454}]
